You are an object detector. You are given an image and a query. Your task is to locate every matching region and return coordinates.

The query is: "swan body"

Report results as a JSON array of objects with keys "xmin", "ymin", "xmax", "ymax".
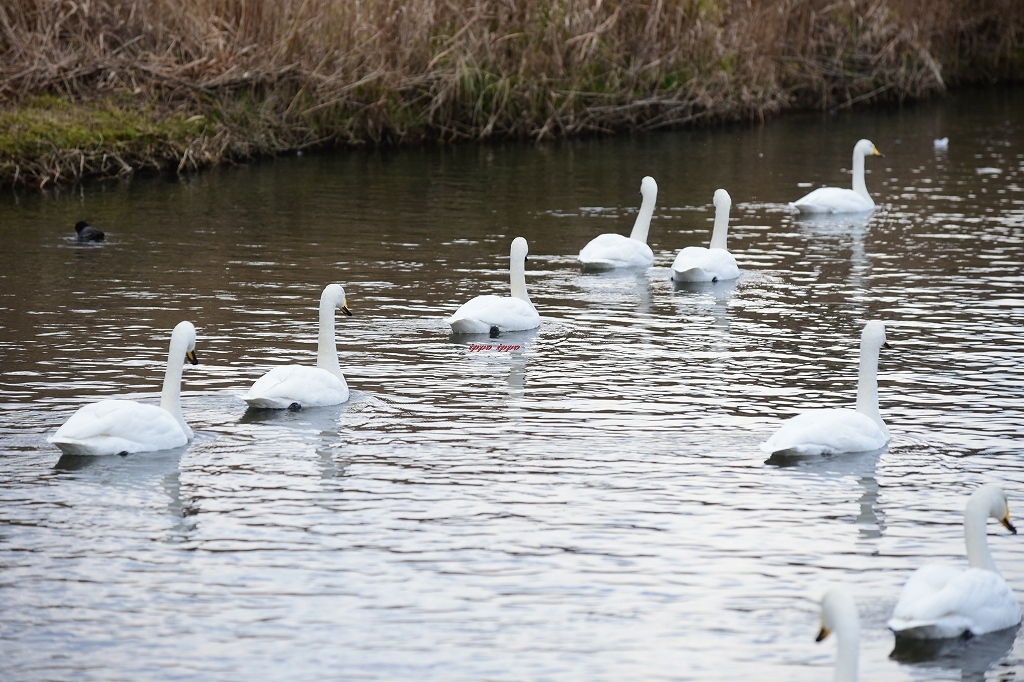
[
  {"xmin": 818, "ymin": 588, "xmax": 860, "ymax": 682},
  {"xmin": 243, "ymin": 284, "xmax": 352, "ymax": 409},
  {"xmin": 579, "ymin": 176, "xmax": 657, "ymax": 270},
  {"xmin": 48, "ymin": 321, "xmax": 199, "ymax": 455},
  {"xmin": 671, "ymin": 189, "xmax": 739, "ymax": 283},
  {"xmin": 448, "ymin": 237, "xmax": 540, "ymax": 335},
  {"xmin": 760, "ymin": 321, "xmax": 891, "ymax": 456},
  {"xmin": 888, "ymin": 483, "xmax": 1021, "ymax": 639},
  {"xmin": 790, "ymin": 140, "xmax": 883, "ymax": 214}
]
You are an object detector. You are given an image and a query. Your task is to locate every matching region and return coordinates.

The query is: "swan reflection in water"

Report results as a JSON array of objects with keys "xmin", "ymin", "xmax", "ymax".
[
  {"xmin": 54, "ymin": 446, "xmax": 196, "ymax": 540},
  {"xmin": 794, "ymin": 211, "xmax": 874, "ymax": 295},
  {"xmin": 890, "ymin": 623, "xmax": 1019, "ymax": 682},
  {"xmin": 765, "ymin": 447, "xmax": 888, "ymax": 540}
]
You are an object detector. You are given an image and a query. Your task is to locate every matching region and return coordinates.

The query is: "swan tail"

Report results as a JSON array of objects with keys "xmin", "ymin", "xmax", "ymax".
[
  {"xmin": 449, "ymin": 317, "xmax": 493, "ymax": 335},
  {"xmin": 243, "ymin": 395, "xmax": 301, "ymax": 410},
  {"xmin": 671, "ymin": 267, "xmax": 713, "ymax": 283}
]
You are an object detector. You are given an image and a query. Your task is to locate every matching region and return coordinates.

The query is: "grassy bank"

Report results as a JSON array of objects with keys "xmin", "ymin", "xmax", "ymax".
[{"xmin": 1, "ymin": 0, "xmax": 1021, "ymax": 188}]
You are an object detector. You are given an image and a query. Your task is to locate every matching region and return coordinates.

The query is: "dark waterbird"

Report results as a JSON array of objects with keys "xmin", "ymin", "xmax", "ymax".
[{"xmin": 74, "ymin": 220, "xmax": 105, "ymax": 241}]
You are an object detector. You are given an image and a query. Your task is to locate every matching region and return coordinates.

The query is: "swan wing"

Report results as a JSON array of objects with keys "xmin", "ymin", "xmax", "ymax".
[
  {"xmin": 448, "ymin": 295, "xmax": 540, "ymax": 334},
  {"xmin": 244, "ymin": 365, "xmax": 349, "ymax": 409},
  {"xmin": 671, "ymin": 247, "xmax": 739, "ymax": 282},
  {"xmin": 790, "ymin": 187, "xmax": 874, "ymax": 214},
  {"xmin": 578, "ymin": 233, "xmax": 654, "ymax": 270},
  {"xmin": 48, "ymin": 399, "xmax": 188, "ymax": 455},
  {"xmin": 760, "ymin": 408, "xmax": 888, "ymax": 455},
  {"xmin": 889, "ymin": 566, "xmax": 1021, "ymax": 638}
]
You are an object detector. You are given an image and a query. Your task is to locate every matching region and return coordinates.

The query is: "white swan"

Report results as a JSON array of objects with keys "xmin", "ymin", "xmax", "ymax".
[
  {"xmin": 760, "ymin": 321, "xmax": 891, "ymax": 456},
  {"xmin": 818, "ymin": 588, "xmax": 860, "ymax": 682},
  {"xmin": 888, "ymin": 482, "xmax": 1021, "ymax": 639},
  {"xmin": 578, "ymin": 176, "xmax": 657, "ymax": 270},
  {"xmin": 671, "ymin": 188, "xmax": 739, "ymax": 283},
  {"xmin": 48, "ymin": 321, "xmax": 199, "ymax": 455},
  {"xmin": 790, "ymin": 139, "xmax": 883, "ymax": 214},
  {"xmin": 243, "ymin": 284, "xmax": 352, "ymax": 409},
  {"xmin": 448, "ymin": 237, "xmax": 540, "ymax": 335}
]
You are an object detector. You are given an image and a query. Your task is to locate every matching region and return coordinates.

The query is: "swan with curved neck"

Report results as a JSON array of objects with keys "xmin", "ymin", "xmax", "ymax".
[
  {"xmin": 818, "ymin": 588, "xmax": 860, "ymax": 682},
  {"xmin": 790, "ymin": 140, "xmax": 883, "ymax": 214},
  {"xmin": 671, "ymin": 189, "xmax": 740, "ymax": 283},
  {"xmin": 760, "ymin": 321, "xmax": 891, "ymax": 456},
  {"xmin": 448, "ymin": 237, "xmax": 540, "ymax": 335},
  {"xmin": 889, "ymin": 482, "xmax": 1021, "ymax": 639},
  {"xmin": 578, "ymin": 176, "xmax": 658, "ymax": 271},
  {"xmin": 48, "ymin": 321, "xmax": 199, "ymax": 455},
  {"xmin": 243, "ymin": 284, "xmax": 352, "ymax": 409}
]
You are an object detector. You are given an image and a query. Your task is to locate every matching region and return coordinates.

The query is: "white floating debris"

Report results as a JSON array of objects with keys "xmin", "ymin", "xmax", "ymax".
[
  {"xmin": 933, "ymin": 137, "xmax": 949, "ymax": 150},
  {"xmin": 976, "ymin": 167, "xmax": 1002, "ymax": 175}
]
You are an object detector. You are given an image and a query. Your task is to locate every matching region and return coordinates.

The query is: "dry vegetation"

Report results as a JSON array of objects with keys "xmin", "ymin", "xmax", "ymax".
[{"xmin": 1, "ymin": 0, "xmax": 1021, "ymax": 187}]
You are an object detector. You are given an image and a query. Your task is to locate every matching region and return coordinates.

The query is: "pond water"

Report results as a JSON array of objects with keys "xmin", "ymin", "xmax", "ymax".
[{"xmin": 1, "ymin": 86, "xmax": 1023, "ymax": 680}]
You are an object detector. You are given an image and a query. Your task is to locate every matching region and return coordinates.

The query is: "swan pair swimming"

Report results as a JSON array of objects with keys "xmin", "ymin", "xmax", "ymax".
[
  {"xmin": 49, "ymin": 284, "xmax": 355, "ymax": 454},
  {"xmin": 577, "ymin": 176, "xmax": 740, "ymax": 283},
  {"xmin": 817, "ymin": 483, "xmax": 1020, "ymax": 680}
]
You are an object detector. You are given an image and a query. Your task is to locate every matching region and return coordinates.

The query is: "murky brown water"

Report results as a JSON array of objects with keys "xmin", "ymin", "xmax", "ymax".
[{"xmin": 1, "ymin": 87, "xmax": 1023, "ymax": 680}]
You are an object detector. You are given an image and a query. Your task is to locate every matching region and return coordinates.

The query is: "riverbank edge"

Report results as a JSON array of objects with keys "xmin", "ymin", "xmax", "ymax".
[{"xmin": 0, "ymin": 74, "xmax": 1013, "ymax": 191}]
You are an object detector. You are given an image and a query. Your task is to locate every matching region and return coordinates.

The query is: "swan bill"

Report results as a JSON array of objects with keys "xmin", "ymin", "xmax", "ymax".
[
  {"xmin": 341, "ymin": 304, "xmax": 353, "ymax": 316},
  {"xmin": 816, "ymin": 626, "xmax": 830, "ymax": 642},
  {"xmin": 186, "ymin": 349, "xmax": 199, "ymax": 365},
  {"xmin": 1001, "ymin": 516, "xmax": 1017, "ymax": 534}
]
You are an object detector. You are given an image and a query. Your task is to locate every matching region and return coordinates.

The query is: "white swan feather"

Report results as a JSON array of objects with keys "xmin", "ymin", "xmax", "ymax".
[
  {"xmin": 671, "ymin": 188, "xmax": 739, "ymax": 283},
  {"xmin": 448, "ymin": 237, "xmax": 540, "ymax": 335},
  {"xmin": 888, "ymin": 482, "xmax": 1021, "ymax": 639},
  {"xmin": 761, "ymin": 321, "xmax": 890, "ymax": 456},
  {"xmin": 818, "ymin": 588, "xmax": 860, "ymax": 682},
  {"xmin": 48, "ymin": 321, "xmax": 199, "ymax": 455},
  {"xmin": 578, "ymin": 176, "xmax": 657, "ymax": 270},
  {"xmin": 243, "ymin": 284, "xmax": 352, "ymax": 409},
  {"xmin": 790, "ymin": 139, "xmax": 883, "ymax": 214}
]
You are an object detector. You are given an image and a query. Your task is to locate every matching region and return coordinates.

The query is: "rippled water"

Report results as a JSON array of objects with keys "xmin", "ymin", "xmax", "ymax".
[{"xmin": 2, "ymin": 87, "xmax": 1024, "ymax": 680}]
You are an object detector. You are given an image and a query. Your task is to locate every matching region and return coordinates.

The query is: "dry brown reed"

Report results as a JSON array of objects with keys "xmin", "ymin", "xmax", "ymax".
[{"xmin": 1, "ymin": 0, "xmax": 1021, "ymax": 187}]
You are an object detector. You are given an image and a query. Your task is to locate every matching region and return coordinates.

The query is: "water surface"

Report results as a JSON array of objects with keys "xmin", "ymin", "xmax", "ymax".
[{"xmin": 2, "ymin": 87, "xmax": 1024, "ymax": 680}]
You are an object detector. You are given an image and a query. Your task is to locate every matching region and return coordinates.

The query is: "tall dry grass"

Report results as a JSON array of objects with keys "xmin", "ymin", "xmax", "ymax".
[{"xmin": 0, "ymin": 0, "xmax": 1021, "ymax": 186}]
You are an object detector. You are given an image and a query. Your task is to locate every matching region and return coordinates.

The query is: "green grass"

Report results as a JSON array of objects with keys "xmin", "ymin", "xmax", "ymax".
[{"xmin": 0, "ymin": 96, "xmax": 203, "ymax": 159}]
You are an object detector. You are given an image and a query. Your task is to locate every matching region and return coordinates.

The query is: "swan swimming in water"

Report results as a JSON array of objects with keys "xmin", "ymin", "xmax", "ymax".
[
  {"xmin": 817, "ymin": 588, "xmax": 860, "ymax": 682},
  {"xmin": 243, "ymin": 284, "xmax": 353, "ymax": 409},
  {"xmin": 578, "ymin": 176, "xmax": 657, "ymax": 271},
  {"xmin": 888, "ymin": 482, "xmax": 1021, "ymax": 639},
  {"xmin": 760, "ymin": 321, "xmax": 891, "ymax": 456},
  {"xmin": 790, "ymin": 139, "xmax": 883, "ymax": 214},
  {"xmin": 448, "ymin": 237, "xmax": 540, "ymax": 335},
  {"xmin": 670, "ymin": 188, "xmax": 739, "ymax": 283},
  {"xmin": 48, "ymin": 321, "xmax": 199, "ymax": 455}
]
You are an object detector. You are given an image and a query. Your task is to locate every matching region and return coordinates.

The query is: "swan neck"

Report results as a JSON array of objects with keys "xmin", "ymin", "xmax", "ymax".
[
  {"xmin": 159, "ymin": 335, "xmax": 189, "ymax": 437},
  {"xmin": 834, "ymin": 623, "xmax": 860, "ymax": 682},
  {"xmin": 316, "ymin": 300, "xmax": 343, "ymax": 380},
  {"xmin": 852, "ymin": 149, "xmax": 869, "ymax": 200},
  {"xmin": 855, "ymin": 341, "xmax": 886, "ymax": 435},
  {"xmin": 628, "ymin": 191, "xmax": 656, "ymax": 244},
  {"xmin": 510, "ymin": 254, "xmax": 532, "ymax": 305},
  {"xmin": 965, "ymin": 497, "xmax": 999, "ymax": 572},
  {"xmin": 709, "ymin": 202, "xmax": 730, "ymax": 250}
]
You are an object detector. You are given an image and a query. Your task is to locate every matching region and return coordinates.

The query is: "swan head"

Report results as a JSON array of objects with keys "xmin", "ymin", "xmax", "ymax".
[
  {"xmin": 640, "ymin": 176, "xmax": 658, "ymax": 199},
  {"xmin": 322, "ymin": 283, "xmax": 352, "ymax": 316},
  {"xmin": 510, "ymin": 236, "xmax": 529, "ymax": 262},
  {"xmin": 817, "ymin": 588, "xmax": 859, "ymax": 642},
  {"xmin": 172, "ymin": 321, "xmax": 199, "ymax": 365},
  {"xmin": 713, "ymin": 188, "xmax": 732, "ymax": 211},
  {"xmin": 860, "ymin": 320, "xmax": 889, "ymax": 351},
  {"xmin": 971, "ymin": 483, "xmax": 1016, "ymax": 534},
  {"xmin": 855, "ymin": 139, "xmax": 883, "ymax": 158}
]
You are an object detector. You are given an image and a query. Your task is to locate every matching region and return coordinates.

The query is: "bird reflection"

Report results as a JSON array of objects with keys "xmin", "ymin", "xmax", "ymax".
[
  {"xmin": 672, "ymin": 276, "xmax": 738, "ymax": 336},
  {"xmin": 795, "ymin": 212, "xmax": 873, "ymax": 294},
  {"xmin": 54, "ymin": 446, "xmax": 195, "ymax": 540},
  {"xmin": 765, "ymin": 447, "xmax": 887, "ymax": 540},
  {"xmin": 890, "ymin": 623, "xmax": 1018, "ymax": 682}
]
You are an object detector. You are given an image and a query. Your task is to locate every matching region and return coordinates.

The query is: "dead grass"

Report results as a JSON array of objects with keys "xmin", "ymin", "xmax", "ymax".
[{"xmin": 1, "ymin": 0, "xmax": 1021, "ymax": 187}]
